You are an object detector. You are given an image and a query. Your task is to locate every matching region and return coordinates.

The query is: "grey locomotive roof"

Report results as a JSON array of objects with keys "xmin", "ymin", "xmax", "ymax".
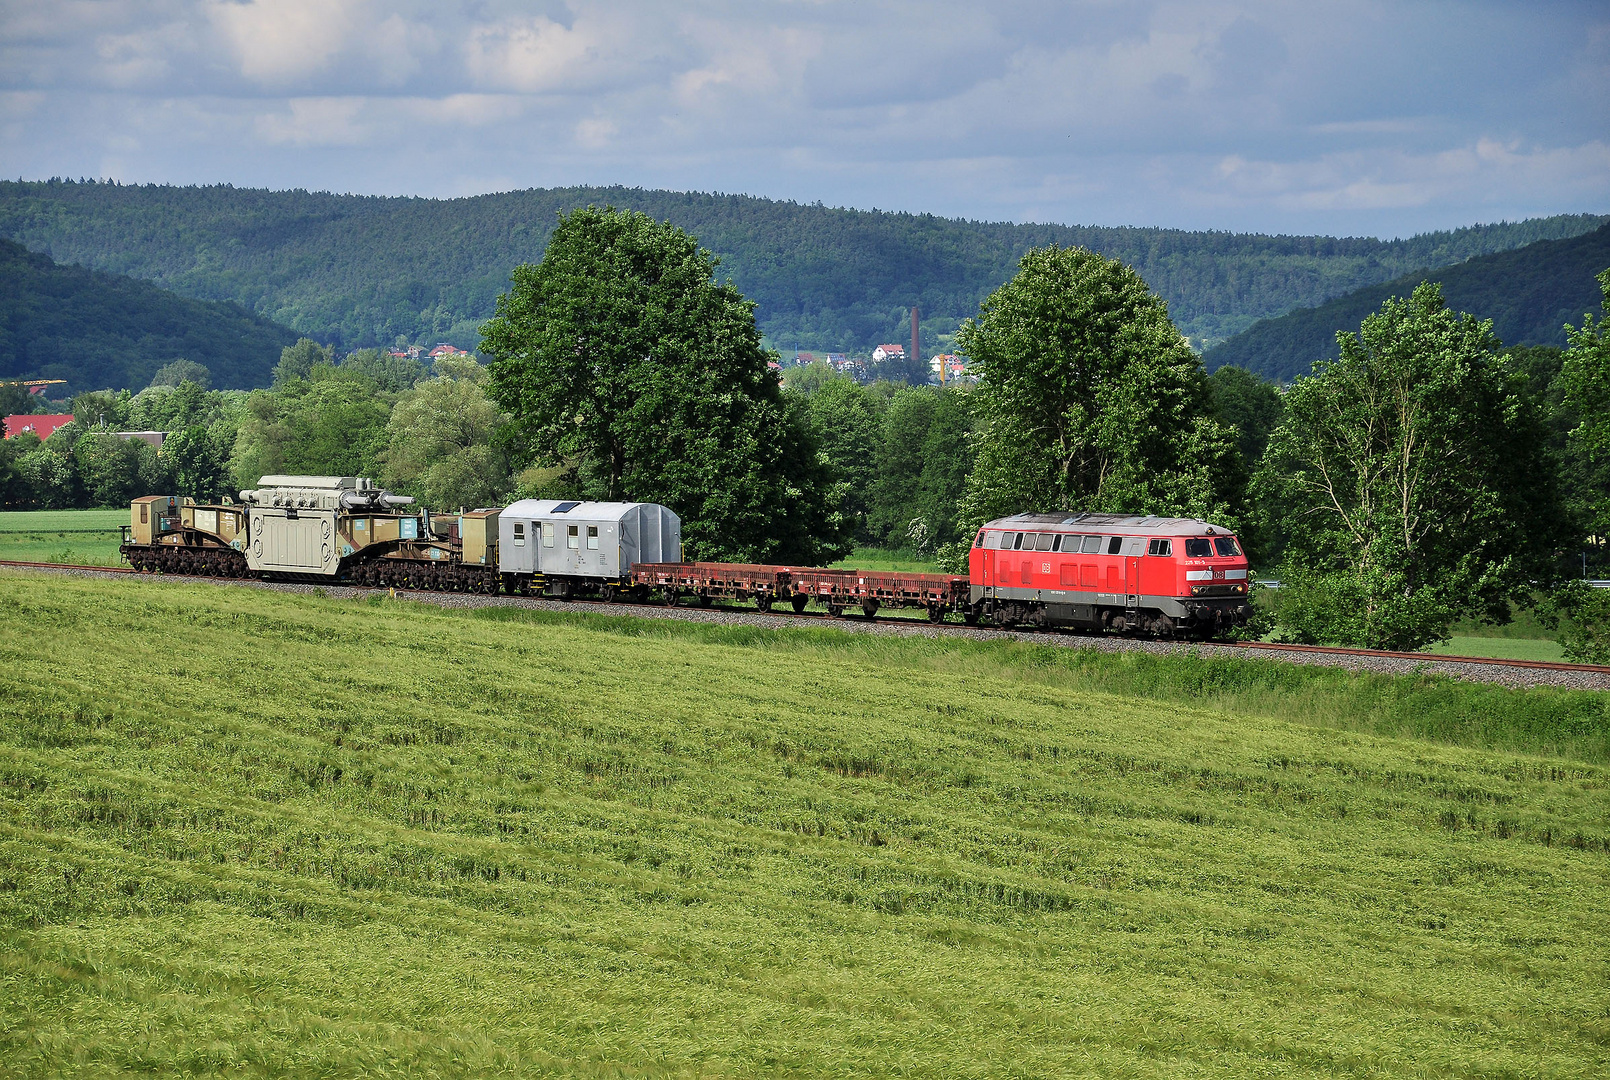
[{"xmin": 984, "ymin": 512, "xmax": 1234, "ymax": 533}]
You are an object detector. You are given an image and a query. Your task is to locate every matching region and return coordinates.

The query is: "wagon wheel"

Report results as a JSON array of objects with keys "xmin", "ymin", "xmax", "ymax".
[
  {"xmin": 600, "ymin": 583, "xmax": 618, "ymax": 603},
  {"xmin": 697, "ymin": 591, "xmax": 712, "ymax": 608},
  {"xmin": 826, "ymin": 604, "xmax": 843, "ymax": 618},
  {"xmin": 927, "ymin": 603, "xmax": 943, "ymax": 623},
  {"xmin": 757, "ymin": 596, "xmax": 773, "ymax": 613},
  {"xmin": 791, "ymin": 593, "xmax": 808, "ymax": 613}
]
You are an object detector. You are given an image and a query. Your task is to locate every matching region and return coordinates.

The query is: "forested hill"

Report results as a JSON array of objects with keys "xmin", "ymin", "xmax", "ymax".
[
  {"xmin": 0, "ymin": 238, "xmax": 298, "ymax": 392},
  {"xmin": 1203, "ymin": 223, "xmax": 1610, "ymax": 382},
  {"xmin": 1, "ymin": 179, "xmax": 1603, "ymax": 356}
]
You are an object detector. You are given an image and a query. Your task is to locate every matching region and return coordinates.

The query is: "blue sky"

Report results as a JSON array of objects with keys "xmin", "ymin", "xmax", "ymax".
[{"xmin": 2, "ymin": 0, "xmax": 1606, "ymax": 237}]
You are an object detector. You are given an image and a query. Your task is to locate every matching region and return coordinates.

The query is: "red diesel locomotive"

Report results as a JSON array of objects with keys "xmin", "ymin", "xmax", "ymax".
[{"xmin": 969, "ymin": 512, "xmax": 1251, "ymax": 635}]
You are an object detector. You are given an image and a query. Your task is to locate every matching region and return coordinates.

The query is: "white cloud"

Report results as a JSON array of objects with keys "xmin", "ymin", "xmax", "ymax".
[{"xmin": 0, "ymin": 0, "xmax": 1604, "ymax": 236}]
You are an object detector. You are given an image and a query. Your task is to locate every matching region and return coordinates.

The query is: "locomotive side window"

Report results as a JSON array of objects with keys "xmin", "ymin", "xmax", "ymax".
[
  {"xmin": 1013, "ymin": 533, "xmax": 1026, "ymax": 550},
  {"xmin": 1107, "ymin": 536, "xmax": 1123, "ymax": 554},
  {"xmin": 567, "ymin": 525, "xmax": 579, "ymax": 549},
  {"xmin": 1214, "ymin": 536, "xmax": 1242, "ymax": 557},
  {"xmin": 1036, "ymin": 533, "xmax": 1053, "ymax": 551},
  {"xmin": 999, "ymin": 532, "xmax": 1013, "ymax": 549},
  {"xmin": 1184, "ymin": 537, "xmax": 1212, "ymax": 558},
  {"xmin": 1081, "ymin": 535, "xmax": 1102, "ymax": 554},
  {"xmin": 586, "ymin": 525, "xmax": 599, "ymax": 550},
  {"xmin": 1146, "ymin": 538, "xmax": 1173, "ymax": 556}
]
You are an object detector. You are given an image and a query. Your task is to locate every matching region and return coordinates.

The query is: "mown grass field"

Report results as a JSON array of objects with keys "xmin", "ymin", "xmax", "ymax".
[
  {"xmin": 2, "ymin": 570, "xmax": 1608, "ymax": 1076},
  {"xmin": 0, "ymin": 509, "xmax": 128, "ymax": 566}
]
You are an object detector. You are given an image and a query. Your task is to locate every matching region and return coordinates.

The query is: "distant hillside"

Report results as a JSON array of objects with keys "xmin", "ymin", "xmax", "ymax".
[
  {"xmin": 1, "ymin": 179, "xmax": 1603, "ymax": 356},
  {"xmin": 0, "ymin": 238, "xmax": 298, "ymax": 392},
  {"xmin": 1204, "ymin": 224, "xmax": 1610, "ymax": 382}
]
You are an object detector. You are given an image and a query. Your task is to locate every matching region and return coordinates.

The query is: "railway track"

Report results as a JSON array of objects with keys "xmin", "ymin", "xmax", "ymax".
[{"xmin": 7, "ymin": 558, "xmax": 1608, "ymax": 680}]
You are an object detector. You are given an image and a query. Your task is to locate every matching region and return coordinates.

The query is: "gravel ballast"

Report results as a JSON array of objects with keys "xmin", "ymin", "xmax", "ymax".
[{"xmin": 14, "ymin": 565, "xmax": 1610, "ymax": 691}]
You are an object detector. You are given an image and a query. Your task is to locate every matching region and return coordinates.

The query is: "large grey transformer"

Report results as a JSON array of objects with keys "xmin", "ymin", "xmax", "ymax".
[
  {"xmin": 497, "ymin": 500, "xmax": 680, "ymax": 586},
  {"xmin": 238, "ymin": 475, "xmax": 417, "ymax": 575}
]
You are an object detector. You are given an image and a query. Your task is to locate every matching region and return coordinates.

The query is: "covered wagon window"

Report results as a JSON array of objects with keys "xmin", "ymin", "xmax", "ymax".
[
  {"xmin": 513, "ymin": 522, "xmax": 525, "ymax": 547},
  {"xmin": 542, "ymin": 523, "xmax": 554, "ymax": 547},
  {"xmin": 586, "ymin": 525, "xmax": 599, "ymax": 550},
  {"xmin": 1081, "ymin": 535, "xmax": 1103, "ymax": 554},
  {"xmin": 1184, "ymin": 537, "xmax": 1213, "ymax": 558},
  {"xmin": 1214, "ymin": 536, "xmax": 1242, "ymax": 557},
  {"xmin": 567, "ymin": 525, "xmax": 579, "ymax": 549}
]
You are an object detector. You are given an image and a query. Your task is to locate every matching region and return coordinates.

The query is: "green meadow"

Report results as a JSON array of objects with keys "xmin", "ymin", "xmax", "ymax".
[
  {"xmin": 0, "ymin": 509, "xmax": 129, "ymax": 566},
  {"xmin": 1, "ymin": 571, "xmax": 1608, "ymax": 1077}
]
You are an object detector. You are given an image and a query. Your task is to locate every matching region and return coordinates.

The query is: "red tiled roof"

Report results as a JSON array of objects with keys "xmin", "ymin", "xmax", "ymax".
[{"xmin": 3, "ymin": 414, "xmax": 75, "ymax": 440}]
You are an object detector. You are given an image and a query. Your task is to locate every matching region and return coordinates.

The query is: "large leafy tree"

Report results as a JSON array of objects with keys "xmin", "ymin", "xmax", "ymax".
[
  {"xmin": 796, "ymin": 373, "xmax": 886, "ymax": 541},
  {"xmin": 950, "ymin": 245, "xmax": 1238, "ymax": 555},
  {"xmin": 867, "ymin": 386, "xmax": 974, "ymax": 553},
  {"xmin": 481, "ymin": 207, "xmax": 847, "ymax": 564},
  {"xmin": 381, "ymin": 355, "xmax": 512, "ymax": 511},
  {"xmin": 1258, "ymin": 283, "xmax": 1566, "ymax": 650}
]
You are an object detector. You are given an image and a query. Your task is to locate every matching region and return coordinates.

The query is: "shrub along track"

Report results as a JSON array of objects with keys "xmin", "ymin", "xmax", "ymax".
[{"xmin": 6, "ymin": 559, "xmax": 1607, "ymax": 690}]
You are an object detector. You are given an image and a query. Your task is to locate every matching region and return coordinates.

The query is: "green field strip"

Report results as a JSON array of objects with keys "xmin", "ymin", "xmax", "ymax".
[{"xmin": 2, "ymin": 572, "xmax": 1608, "ymax": 1076}]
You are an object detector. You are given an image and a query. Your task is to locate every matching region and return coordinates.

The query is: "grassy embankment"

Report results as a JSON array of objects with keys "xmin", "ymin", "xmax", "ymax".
[
  {"xmin": 2, "ymin": 570, "xmax": 1608, "ymax": 1076},
  {"xmin": 0, "ymin": 509, "xmax": 128, "ymax": 566}
]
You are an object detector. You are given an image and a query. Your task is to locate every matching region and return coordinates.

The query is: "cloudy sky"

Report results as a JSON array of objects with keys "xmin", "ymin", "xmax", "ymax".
[{"xmin": 2, "ymin": 0, "xmax": 1607, "ymax": 237}]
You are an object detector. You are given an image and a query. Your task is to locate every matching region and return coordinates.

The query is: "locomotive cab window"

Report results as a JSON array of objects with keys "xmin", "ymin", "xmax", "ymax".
[
  {"xmin": 1107, "ymin": 536, "xmax": 1123, "ymax": 554},
  {"xmin": 1146, "ymin": 538, "xmax": 1173, "ymax": 556},
  {"xmin": 513, "ymin": 522, "xmax": 526, "ymax": 547},
  {"xmin": 1082, "ymin": 535, "xmax": 1103, "ymax": 554},
  {"xmin": 586, "ymin": 525, "xmax": 599, "ymax": 550},
  {"xmin": 1184, "ymin": 537, "xmax": 1212, "ymax": 558},
  {"xmin": 567, "ymin": 525, "xmax": 579, "ymax": 549},
  {"xmin": 1214, "ymin": 536, "xmax": 1242, "ymax": 557},
  {"xmin": 974, "ymin": 531, "xmax": 987, "ymax": 548}
]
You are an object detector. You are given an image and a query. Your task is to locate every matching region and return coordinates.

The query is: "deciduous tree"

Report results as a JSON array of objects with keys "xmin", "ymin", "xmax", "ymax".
[
  {"xmin": 950, "ymin": 245, "xmax": 1238, "ymax": 561},
  {"xmin": 381, "ymin": 355, "xmax": 511, "ymax": 511},
  {"xmin": 1259, "ymin": 283, "xmax": 1566, "ymax": 650},
  {"xmin": 481, "ymin": 207, "xmax": 847, "ymax": 564}
]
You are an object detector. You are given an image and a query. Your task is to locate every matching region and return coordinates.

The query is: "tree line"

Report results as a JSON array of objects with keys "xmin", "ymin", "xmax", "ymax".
[{"xmin": 3, "ymin": 179, "xmax": 1602, "ymax": 358}]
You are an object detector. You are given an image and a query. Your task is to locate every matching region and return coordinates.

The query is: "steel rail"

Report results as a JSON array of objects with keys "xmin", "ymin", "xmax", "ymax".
[{"xmin": 7, "ymin": 559, "xmax": 1608, "ymax": 675}]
